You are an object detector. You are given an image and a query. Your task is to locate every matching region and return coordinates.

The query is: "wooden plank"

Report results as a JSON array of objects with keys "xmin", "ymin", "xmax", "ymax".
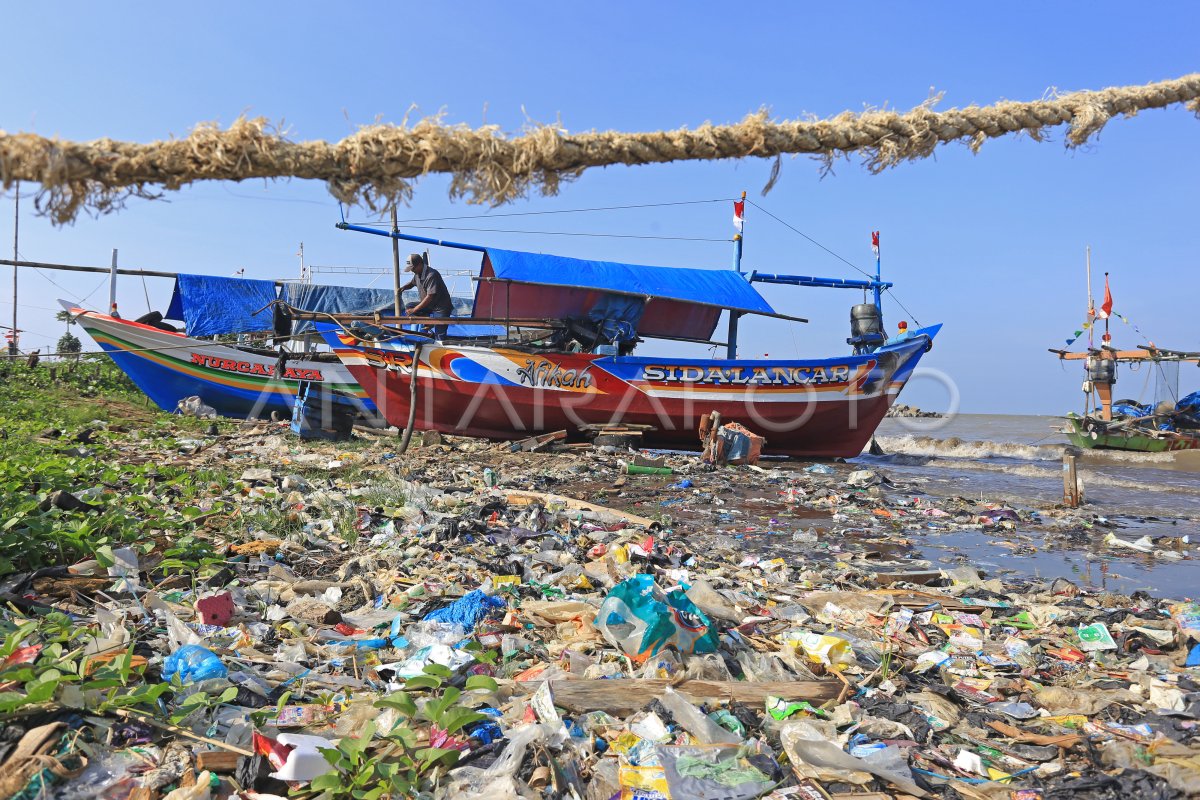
[
  {"xmin": 512, "ymin": 430, "xmax": 567, "ymax": 452},
  {"xmin": 499, "ymin": 490, "xmax": 658, "ymax": 529},
  {"xmin": 518, "ymin": 678, "xmax": 838, "ymax": 715},
  {"xmin": 196, "ymin": 751, "xmax": 242, "ymax": 773},
  {"xmin": 866, "ymin": 589, "xmax": 985, "ymax": 612}
]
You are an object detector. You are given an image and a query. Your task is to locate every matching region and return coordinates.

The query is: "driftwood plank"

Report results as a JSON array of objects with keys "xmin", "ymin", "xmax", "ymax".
[
  {"xmin": 499, "ymin": 490, "xmax": 658, "ymax": 529},
  {"xmin": 516, "ymin": 678, "xmax": 838, "ymax": 715}
]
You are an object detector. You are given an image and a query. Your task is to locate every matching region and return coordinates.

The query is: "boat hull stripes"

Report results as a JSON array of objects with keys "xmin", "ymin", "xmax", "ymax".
[
  {"xmin": 318, "ymin": 324, "xmax": 940, "ymax": 458},
  {"xmin": 68, "ymin": 307, "xmax": 381, "ymax": 423}
]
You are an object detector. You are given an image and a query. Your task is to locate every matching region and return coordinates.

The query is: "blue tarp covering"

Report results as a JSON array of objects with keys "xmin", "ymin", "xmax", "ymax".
[
  {"xmin": 283, "ymin": 284, "xmax": 398, "ymax": 334},
  {"xmin": 1111, "ymin": 402, "xmax": 1151, "ymax": 418},
  {"xmin": 587, "ymin": 294, "xmax": 645, "ymax": 344},
  {"xmin": 165, "ymin": 274, "xmax": 278, "ymax": 338},
  {"xmin": 473, "ymin": 248, "xmax": 776, "ymax": 341},
  {"xmin": 283, "ymin": 284, "xmax": 482, "ymax": 335},
  {"xmin": 482, "ymin": 248, "xmax": 774, "ymax": 314}
]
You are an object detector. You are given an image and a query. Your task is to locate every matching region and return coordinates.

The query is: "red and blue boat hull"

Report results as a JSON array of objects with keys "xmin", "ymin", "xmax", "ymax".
[{"xmin": 318, "ymin": 323, "xmax": 940, "ymax": 457}]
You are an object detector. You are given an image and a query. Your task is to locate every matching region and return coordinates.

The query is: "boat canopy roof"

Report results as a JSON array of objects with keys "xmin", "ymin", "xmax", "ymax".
[
  {"xmin": 166, "ymin": 274, "xmax": 277, "ymax": 338},
  {"xmin": 472, "ymin": 248, "xmax": 779, "ymax": 341},
  {"xmin": 166, "ymin": 273, "xmax": 477, "ymax": 337}
]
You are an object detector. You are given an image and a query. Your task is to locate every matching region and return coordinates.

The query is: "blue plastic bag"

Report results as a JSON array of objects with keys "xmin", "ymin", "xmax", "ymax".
[
  {"xmin": 163, "ymin": 644, "xmax": 227, "ymax": 683},
  {"xmin": 595, "ymin": 574, "xmax": 718, "ymax": 662}
]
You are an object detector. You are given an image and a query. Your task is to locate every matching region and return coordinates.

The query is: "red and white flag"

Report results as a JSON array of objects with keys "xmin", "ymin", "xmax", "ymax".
[
  {"xmin": 871, "ymin": 231, "xmax": 880, "ymax": 258},
  {"xmin": 1099, "ymin": 273, "xmax": 1114, "ymax": 319},
  {"xmin": 733, "ymin": 200, "xmax": 745, "ymax": 232}
]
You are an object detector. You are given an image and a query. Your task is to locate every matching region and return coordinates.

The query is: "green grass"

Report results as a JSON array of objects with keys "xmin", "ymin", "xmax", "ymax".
[{"xmin": 0, "ymin": 359, "xmax": 229, "ymax": 576}]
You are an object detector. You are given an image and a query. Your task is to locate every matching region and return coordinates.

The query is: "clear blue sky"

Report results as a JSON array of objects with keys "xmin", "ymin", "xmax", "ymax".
[{"xmin": 2, "ymin": 2, "xmax": 1197, "ymax": 414}]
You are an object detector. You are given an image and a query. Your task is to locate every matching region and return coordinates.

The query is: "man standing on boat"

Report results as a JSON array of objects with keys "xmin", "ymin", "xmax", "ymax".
[{"xmin": 400, "ymin": 253, "xmax": 453, "ymax": 339}]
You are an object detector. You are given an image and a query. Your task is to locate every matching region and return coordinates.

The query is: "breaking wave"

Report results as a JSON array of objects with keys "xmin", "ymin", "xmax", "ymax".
[
  {"xmin": 905, "ymin": 457, "xmax": 1200, "ymax": 496},
  {"xmin": 871, "ymin": 434, "xmax": 1187, "ymax": 468},
  {"xmin": 871, "ymin": 435, "xmax": 1063, "ymax": 462}
]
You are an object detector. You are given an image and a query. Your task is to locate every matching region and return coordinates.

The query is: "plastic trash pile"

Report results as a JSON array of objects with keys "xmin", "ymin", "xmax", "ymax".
[{"xmin": 1, "ymin": 420, "xmax": 1198, "ymax": 800}]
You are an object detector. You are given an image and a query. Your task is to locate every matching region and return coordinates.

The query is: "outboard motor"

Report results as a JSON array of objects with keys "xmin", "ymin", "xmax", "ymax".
[{"xmin": 848, "ymin": 303, "xmax": 885, "ymax": 353}]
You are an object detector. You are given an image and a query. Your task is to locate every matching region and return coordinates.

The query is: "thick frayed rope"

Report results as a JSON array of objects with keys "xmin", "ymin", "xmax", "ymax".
[{"xmin": 2, "ymin": 74, "xmax": 1198, "ymax": 225}]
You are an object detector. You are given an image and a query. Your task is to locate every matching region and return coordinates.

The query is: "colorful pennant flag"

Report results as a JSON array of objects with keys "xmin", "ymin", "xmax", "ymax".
[
  {"xmin": 733, "ymin": 200, "xmax": 745, "ymax": 232},
  {"xmin": 872, "ymin": 231, "xmax": 880, "ymax": 258}
]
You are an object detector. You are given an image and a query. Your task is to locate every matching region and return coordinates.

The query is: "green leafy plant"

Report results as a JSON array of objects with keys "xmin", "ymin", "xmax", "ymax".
[
  {"xmin": 169, "ymin": 684, "xmax": 239, "ymax": 725},
  {"xmin": 306, "ymin": 665, "xmax": 496, "ymax": 799},
  {"xmin": 0, "ymin": 613, "xmax": 170, "ymax": 715}
]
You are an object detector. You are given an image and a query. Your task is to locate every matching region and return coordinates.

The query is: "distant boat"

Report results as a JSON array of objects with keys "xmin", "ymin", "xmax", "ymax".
[
  {"xmin": 1051, "ymin": 252, "xmax": 1200, "ymax": 452},
  {"xmin": 310, "ymin": 215, "xmax": 941, "ymax": 458}
]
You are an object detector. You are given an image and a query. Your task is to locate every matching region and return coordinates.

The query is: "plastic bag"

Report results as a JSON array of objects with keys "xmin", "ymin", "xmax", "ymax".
[
  {"xmin": 656, "ymin": 744, "xmax": 776, "ymax": 800},
  {"xmin": 162, "ymin": 644, "xmax": 227, "ymax": 683},
  {"xmin": 780, "ymin": 721, "xmax": 925, "ymax": 796},
  {"xmin": 684, "ymin": 580, "xmax": 743, "ymax": 623},
  {"xmin": 681, "ymin": 652, "xmax": 734, "ymax": 682},
  {"xmin": 438, "ymin": 723, "xmax": 548, "ymax": 800},
  {"xmin": 176, "ymin": 396, "xmax": 217, "ymax": 419},
  {"xmin": 658, "ymin": 687, "xmax": 741, "ymax": 745},
  {"xmin": 595, "ymin": 574, "xmax": 718, "ymax": 662}
]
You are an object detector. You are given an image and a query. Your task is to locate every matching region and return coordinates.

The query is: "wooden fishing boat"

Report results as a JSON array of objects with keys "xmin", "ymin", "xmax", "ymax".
[
  {"xmin": 1051, "ymin": 252, "xmax": 1200, "ymax": 452},
  {"xmin": 64, "ymin": 303, "xmax": 379, "ymax": 422},
  {"xmin": 310, "ymin": 214, "xmax": 941, "ymax": 458}
]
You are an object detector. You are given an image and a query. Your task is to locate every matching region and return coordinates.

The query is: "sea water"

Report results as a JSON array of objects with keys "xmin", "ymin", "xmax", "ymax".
[{"xmin": 851, "ymin": 413, "xmax": 1200, "ymax": 597}]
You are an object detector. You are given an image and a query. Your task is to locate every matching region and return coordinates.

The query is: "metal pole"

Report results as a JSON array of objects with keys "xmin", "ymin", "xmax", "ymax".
[
  {"xmin": 10, "ymin": 183, "xmax": 17, "ymax": 356},
  {"xmin": 873, "ymin": 232, "xmax": 882, "ymax": 311},
  {"xmin": 109, "ymin": 249, "xmax": 119, "ymax": 318},
  {"xmin": 391, "ymin": 207, "xmax": 402, "ymax": 316},
  {"xmin": 727, "ymin": 191, "xmax": 746, "ymax": 360},
  {"xmin": 0, "ymin": 258, "xmax": 179, "ymax": 279},
  {"xmin": 1085, "ymin": 245, "xmax": 1093, "ymax": 318}
]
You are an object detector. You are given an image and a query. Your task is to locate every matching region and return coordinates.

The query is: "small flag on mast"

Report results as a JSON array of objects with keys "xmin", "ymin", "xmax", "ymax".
[
  {"xmin": 733, "ymin": 200, "xmax": 745, "ymax": 232},
  {"xmin": 871, "ymin": 231, "xmax": 880, "ymax": 258},
  {"xmin": 1099, "ymin": 273, "xmax": 1114, "ymax": 319}
]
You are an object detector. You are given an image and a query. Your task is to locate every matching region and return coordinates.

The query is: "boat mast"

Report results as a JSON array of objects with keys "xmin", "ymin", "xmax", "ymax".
[
  {"xmin": 391, "ymin": 207, "xmax": 402, "ymax": 316},
  {"xmin": 873, "ymin": 231, "xmax": 882, "ymax": 312},
  {"xmin": 109, "ymin": 250, "xmax": 119, "ymax": 318},
  {"xmin": 10, "ymin": 183, "xmax": 17, "ymax": 357},
  {"xmin": 1085, "ymin": 245, "xmax": 1094, "ymax": 324},
  {"xmin": 728, "ymin": 191, "xmax": 746, "ymax": 360}
]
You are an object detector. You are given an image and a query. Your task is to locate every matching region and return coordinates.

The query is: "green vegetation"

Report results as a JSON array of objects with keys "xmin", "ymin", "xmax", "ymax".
[
  {"xmin": 0, "ymin": 361, "xmax": 225, "ymax": 575},
  {"xmin": 312, "ymin": 664, "xmax": 498, "ymax": 799},
  {"xmin": 0, "ymin": 361, "xmax": 506, "ymax": 799}
]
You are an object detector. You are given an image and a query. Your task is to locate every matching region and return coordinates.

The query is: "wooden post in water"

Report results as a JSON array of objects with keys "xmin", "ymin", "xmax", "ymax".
[{"xmin": 1062, "ymin": 453, "xmax": 1082, "ymax": 507}]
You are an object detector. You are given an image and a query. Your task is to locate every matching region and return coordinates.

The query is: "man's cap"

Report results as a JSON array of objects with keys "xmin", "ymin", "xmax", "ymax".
[{"xmin": 404, "ymin": 253, "xmax": 424, "ymax": 272}]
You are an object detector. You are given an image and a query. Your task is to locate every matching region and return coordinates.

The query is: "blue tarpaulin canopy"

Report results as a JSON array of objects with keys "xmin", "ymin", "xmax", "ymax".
[
  {"xmin": 165, "ymin": 274, "xmax": 278, "ymax": 338},
  {"xmin": 472, "ymin": 248, "xmax": 778, "ymax": 341},
  {"xmin": 283, "ymin": 284, "xmax": 484, "ymax": 336},
  {"xmin": 167, "ymin": 275, "xmax": 486, "ymax": 339},
  {"xmin": 283, "ymin": 284, "xmax": 398, "ymax": 334}
]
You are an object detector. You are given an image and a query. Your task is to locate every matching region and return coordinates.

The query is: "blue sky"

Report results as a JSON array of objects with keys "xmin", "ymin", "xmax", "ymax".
[{"xmin": 2, "ymin": 2, "xmax": 1197, "ymax": 414}]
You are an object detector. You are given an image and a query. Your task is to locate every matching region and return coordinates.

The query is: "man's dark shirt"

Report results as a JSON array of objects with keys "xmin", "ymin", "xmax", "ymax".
[{"xmin": 417, "ymin": 267, "xmax": 453, "ymax": 316}]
